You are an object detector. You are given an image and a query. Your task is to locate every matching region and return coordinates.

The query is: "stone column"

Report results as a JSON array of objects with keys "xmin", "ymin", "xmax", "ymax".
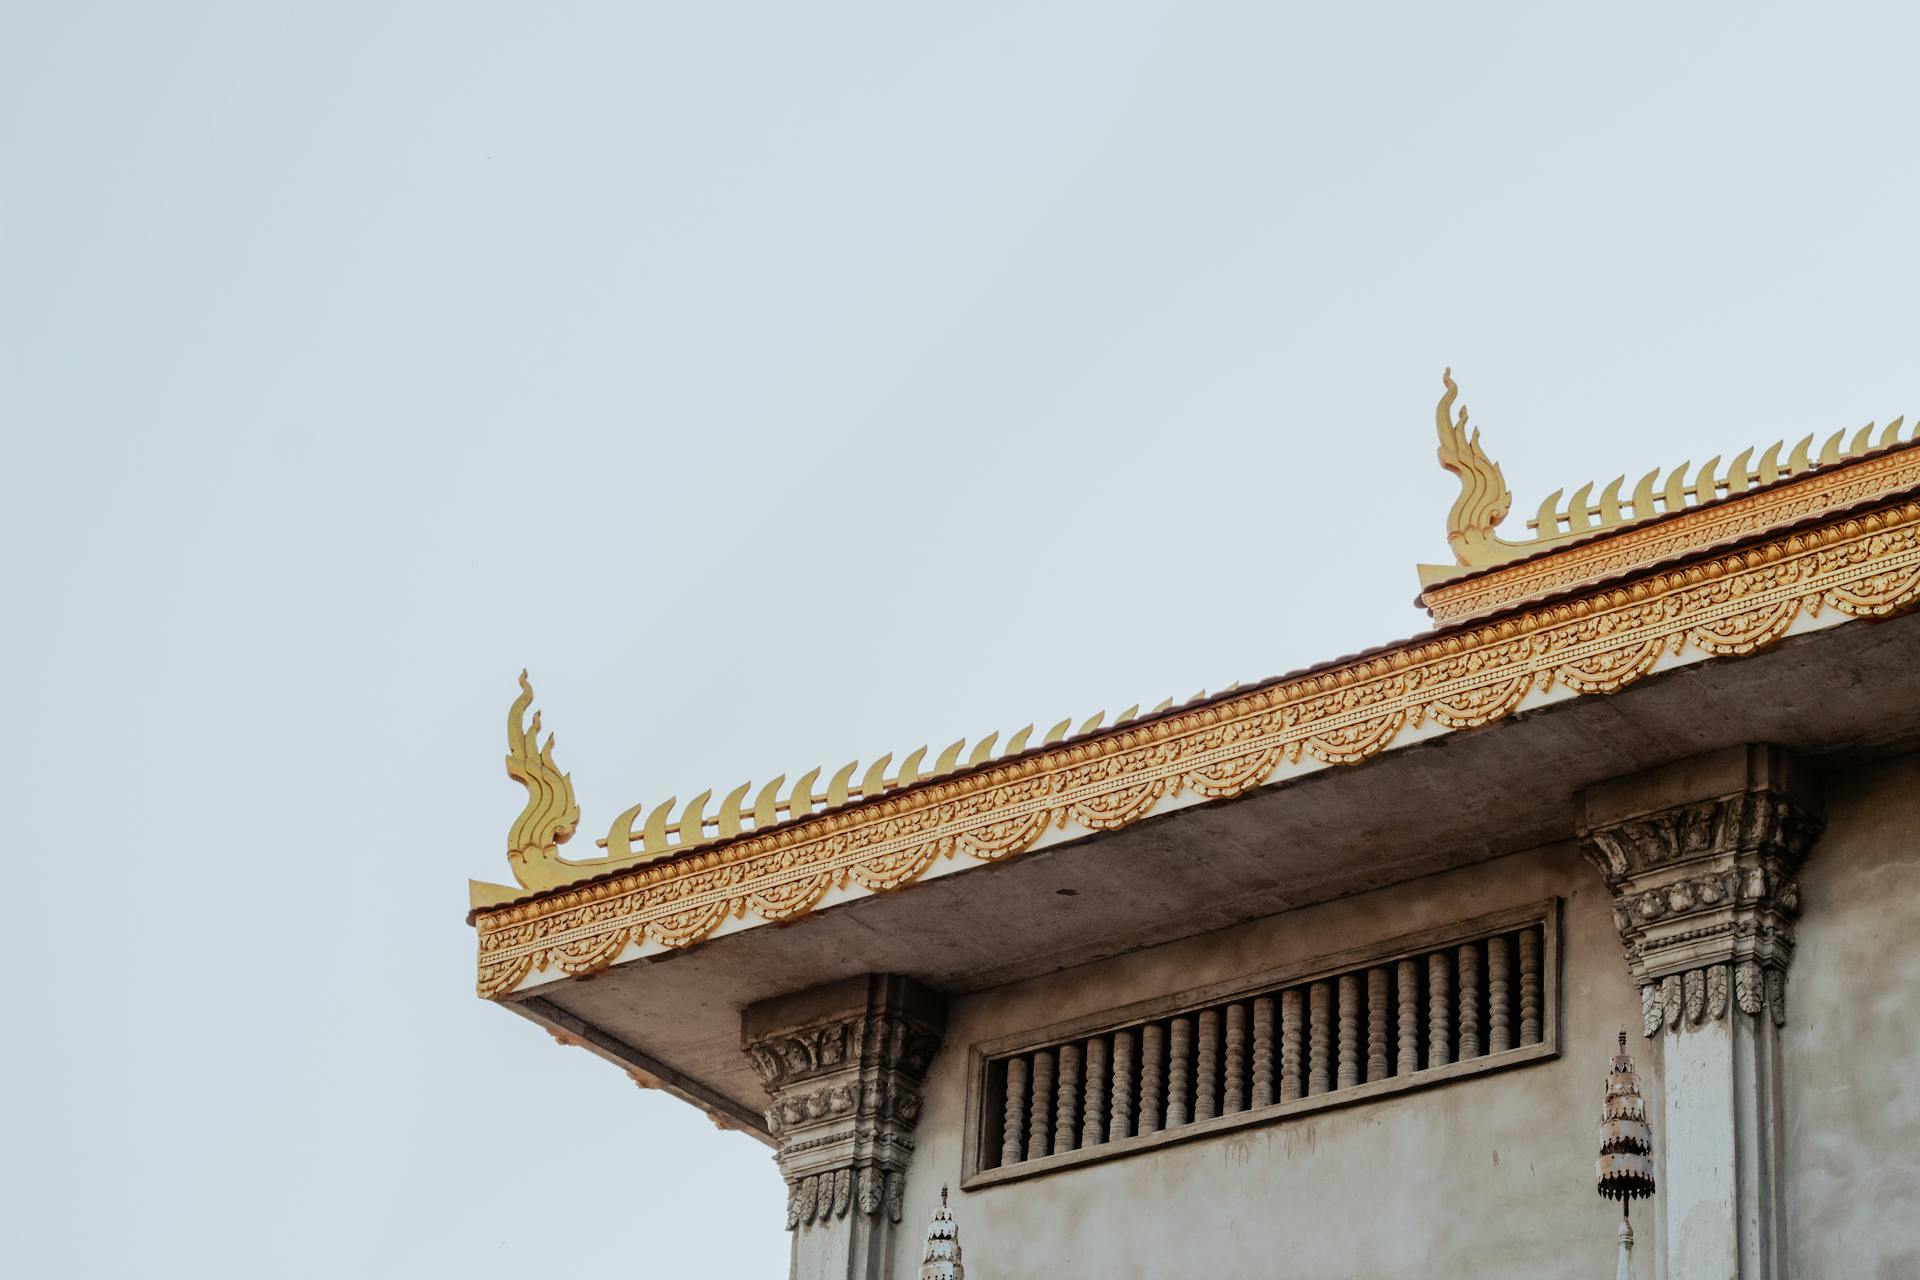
[
  {"xmin": 743, "ymin": 975, "xmax": 947, "ymax": 1280},
  {"xmin": 1580, "ymin": 744, "xmax": 1821, "ymax": 1280}
]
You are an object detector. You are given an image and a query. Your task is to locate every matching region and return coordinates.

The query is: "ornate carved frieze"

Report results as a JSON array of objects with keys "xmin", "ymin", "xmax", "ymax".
[
  {"xmin": 744, "ymin": 976, "xmax": 946, "ymax": 1239},
  {"xmin": 1582, "ymin": 746, "xmax": 1821, "ymax": 1035}
]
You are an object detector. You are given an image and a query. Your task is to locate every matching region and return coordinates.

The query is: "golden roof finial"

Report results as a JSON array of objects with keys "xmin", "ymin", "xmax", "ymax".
[
  {"xmin": 504, "ymin": 670, "xmax": 582, "ymax": 891},
  {"xmin": 474, "ymin": 669, "xmax": 675, "ymax": 908},
  {"xmin": 1433, "ymin": 367, "xmax": 1513, "ymax": 568}
]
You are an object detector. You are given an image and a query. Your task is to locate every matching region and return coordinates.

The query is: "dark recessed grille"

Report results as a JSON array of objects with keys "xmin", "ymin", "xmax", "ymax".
[{"xmin": 974, "ymin": 911, "xmax": 1553, "ymax": 1179}]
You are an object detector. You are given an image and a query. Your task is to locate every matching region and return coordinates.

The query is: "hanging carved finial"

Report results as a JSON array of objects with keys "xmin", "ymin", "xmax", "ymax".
[
  {"xmin": 1598, "ymin": 1027, "xmax": 1656, "ymax": 1278},
  {"xmin": 504, "ymin": 670, "xmax": 583, "ymax": 891},
  {"xmin": 920, "ymin": 1184, "xmax": 964, "ymax": 1280}
]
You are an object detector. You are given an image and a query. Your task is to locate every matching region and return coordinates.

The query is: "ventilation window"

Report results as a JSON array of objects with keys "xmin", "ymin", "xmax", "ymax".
[{"xmin": 964, "ymin": 902, "xmax": 1558, "ymax": 1186}]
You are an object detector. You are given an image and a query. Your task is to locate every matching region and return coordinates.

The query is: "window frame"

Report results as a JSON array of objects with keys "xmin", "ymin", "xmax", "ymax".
[{"xmin": 960, "ymin": 898, "xmax": 1562, "ymax": 1188}]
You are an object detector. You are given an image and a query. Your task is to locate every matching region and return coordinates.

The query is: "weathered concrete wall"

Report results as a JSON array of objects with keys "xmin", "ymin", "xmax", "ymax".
[
  {"xmin": 893, "ymin": 842, "xmax": 1646, "ymax": 1279},
  {"xmin": 1783, "ymin": 750, "xmax": 1920, "ymax": 1279}
]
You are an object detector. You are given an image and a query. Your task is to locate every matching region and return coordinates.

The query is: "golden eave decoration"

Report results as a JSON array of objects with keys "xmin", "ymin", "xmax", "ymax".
[
  {"xmin": 469, "ymin": 375, "xmax": 1920, "ymax": 999},
  {"xmin": 474, "ymin": 677, "xmax": 1246, "ymax": 910},
  {"xmin": 1419, "ymin": 369, "xmax": 1915, "ymax": 602}
]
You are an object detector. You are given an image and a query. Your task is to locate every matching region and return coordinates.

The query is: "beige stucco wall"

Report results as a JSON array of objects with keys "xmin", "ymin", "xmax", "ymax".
[
  {"xmin": 895, "ymin": 841, "xmax": 1646, "ymax": 1279},
  {"xmin": 1783, "ymin": 750, "xmax": 1920, "ymax": 1279}
]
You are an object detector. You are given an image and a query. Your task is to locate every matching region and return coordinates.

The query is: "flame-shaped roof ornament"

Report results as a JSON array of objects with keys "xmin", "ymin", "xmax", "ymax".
[{"xmin": 500, "ymin": 670, "xmax": 581, "ymax": 895}]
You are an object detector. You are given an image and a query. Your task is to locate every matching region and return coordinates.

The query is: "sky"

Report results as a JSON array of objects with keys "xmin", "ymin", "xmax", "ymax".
[{"xmin": 2, "ymin": 3, "xmax": 1916, "ymax": 1275}]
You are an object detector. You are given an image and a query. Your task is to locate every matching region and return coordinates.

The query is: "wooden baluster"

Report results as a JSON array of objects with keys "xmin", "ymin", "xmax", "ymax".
[
  {"xmin": 1308, "ymin": 981, "xmax": 1332, "ymax": 1096},
  {"xmin": 1224, "ymin": 1003, "xmax": 1248, "ymax": 1113},
  {"xmin": 1337, "ymin": 974, "xmax": 1361, "ymax": 1089},
  {"xmin": 1053, "ymin": 1043, "xmax": 1081, "ymax": 1153},
  {"xmin": 1109, "ymin": 1029, "xmax": 1135, "ymax": 1140},
  {"xmin": 1428, "ymin": 953, "xmax": 1453, "ymax": 1068},
  {"xmin": 1082, "ymin": 1036, "xmax": 1108, "ymax": 1148},
  {"xmin": 1000, "ymin": 1055, "xmax": 1028, "ymax": 1167},
  {"xmin": 1195, "ymin": 1010, "xmax": 1220, "ymax": 1121},
  {"xmin": 1167, "ymin": 1016, "xmax": 1193, "ymax": 1127},
  {"xmin": 1251, "ymin": 996, "xmax": 1276, "ymax": 1107},
  {"xmin": 1139, "ymin": 1025, "xmax": 1165, "ymax": 1133},
  {"xmin": 1026, "ymin": 1049, "xmax": 1054, "ymax": 1162},
  {"xmin": 1396, "ymin": 959, "xmax": 1420, "ymax": 1076},
  {"xmin": 1280, "ymin": 989, "xmax": 1304, "ymax": 1102},
  {"xmin": 1459, "ymin": 942, "xmax": 1482, "ymax": 1059},
  {"xmin": 1488, "ymin": 934, "xmax": 1513, "ymax": 1053},
  {"xmin": 1519, "ymin": 929, "xmax": 1543, "ymax": 1046},
  {"xmin": 1366, "ymin": 966, "xmax": 1390, "ymax": 1083}
]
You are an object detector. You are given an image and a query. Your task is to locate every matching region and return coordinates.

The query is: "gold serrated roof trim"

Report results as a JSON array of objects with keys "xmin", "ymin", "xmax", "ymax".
[
  {"xmin": 1420, "ymin": 414, "xmax": 1920, "ymax": 626},
  {"xmin": 1419, "ymin": 369, "xmax": 1913, "ymax": 589},
  {"xmin": 471, "ymin": 687, "xmax": 1236, "ymax": 910}
]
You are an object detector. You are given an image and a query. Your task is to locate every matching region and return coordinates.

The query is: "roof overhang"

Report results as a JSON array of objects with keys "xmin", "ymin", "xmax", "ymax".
[{"xmin": 472, "ymin": 473, "xmax": 1920, "ymax": 1132}]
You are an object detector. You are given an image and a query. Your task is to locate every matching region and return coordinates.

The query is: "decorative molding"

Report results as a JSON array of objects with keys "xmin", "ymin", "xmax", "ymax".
[
  {"xmin": 746, "ymin": 977, "xmax": 944, "ymax": 1239},
  {"xmin": 474, "ymin": 496, "xmax": 1920, "ymax": 998},
  {"xmin": 1581, "ymin": 746, "xmax": 1823, "ymax": 1036},
  {"xmin": 1594, "ymin": 760, "xmax": 1807, "ymax": 1275}
]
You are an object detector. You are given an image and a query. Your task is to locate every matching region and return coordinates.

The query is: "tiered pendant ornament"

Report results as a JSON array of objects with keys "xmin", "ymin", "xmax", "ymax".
[
  {"xmin": 920, "ymin": 1186, "xmax": 964, "ymax": 1280},
  {"xmin": 1596, "ymin": 1031, "xmax": 1657, "ymax": 1278}
]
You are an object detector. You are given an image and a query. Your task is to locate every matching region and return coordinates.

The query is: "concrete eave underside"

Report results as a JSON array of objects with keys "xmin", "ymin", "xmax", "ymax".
[{"xmin": 506, "ymin": 609, "xmax": 1920, "ymax": 1138}]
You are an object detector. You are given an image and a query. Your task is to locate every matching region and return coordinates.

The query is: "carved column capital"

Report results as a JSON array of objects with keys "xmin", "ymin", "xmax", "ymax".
[
  {"xmin": 1579, "ymin": 744, "xmax": 1821, "ymax": 1036},
  {"xmin": 743, "ymin": 974, "xmax": 946, "ymax": 1246}
]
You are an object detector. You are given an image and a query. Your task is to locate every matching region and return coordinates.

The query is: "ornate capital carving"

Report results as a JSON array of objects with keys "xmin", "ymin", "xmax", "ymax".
[
  {"xmin": 744, "ymin": 975, "xmax": 946, "ymax": 1236},
  {"xmin": 1581, "ymin": 745, "xmax": 1821, "ymax": 1036}
]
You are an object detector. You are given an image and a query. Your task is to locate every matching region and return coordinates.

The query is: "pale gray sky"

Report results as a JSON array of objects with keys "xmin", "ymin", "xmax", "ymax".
[{"xmin": 3, "ymin": 4, "xmax": 1915, "ymax": 1275}]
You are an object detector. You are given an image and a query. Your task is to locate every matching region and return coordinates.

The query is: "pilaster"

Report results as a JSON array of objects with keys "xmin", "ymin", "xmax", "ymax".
[
  {"xmin": 744, "ymin": 975, "xmax": 947, "ymax": 1280},
  {"xmin": 1581, "ymin": 744, "xmax": 1822, "ymax": 1280}
]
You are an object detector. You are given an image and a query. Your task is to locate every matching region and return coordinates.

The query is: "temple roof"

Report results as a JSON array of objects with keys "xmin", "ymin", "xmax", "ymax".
[
  {"xmin": 467, "ymin": 374, "xmax": 1920, "ymax": 1059},
  {"xmin": 472, "ymin": 374, "xmax": 1917, "ymax": 914}
]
